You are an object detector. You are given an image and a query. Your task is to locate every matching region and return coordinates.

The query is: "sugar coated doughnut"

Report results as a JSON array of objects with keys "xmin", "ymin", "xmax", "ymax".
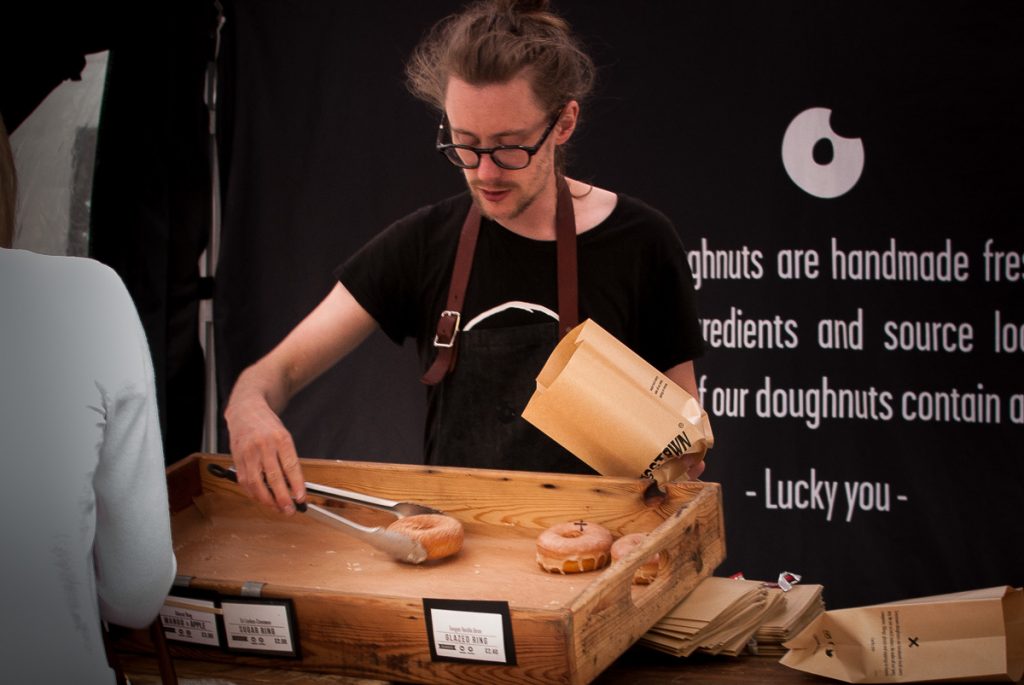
[
  {"xmin": 387, "ymin": 514, "xmax": 464, "ymax": 560},
  {"xmin": 536, "ymin": 521, "xmax": 613, "ymax": 574},
  {"xmin": 610, "ymin": 532, "xmax": 661, "ymax": 585}
]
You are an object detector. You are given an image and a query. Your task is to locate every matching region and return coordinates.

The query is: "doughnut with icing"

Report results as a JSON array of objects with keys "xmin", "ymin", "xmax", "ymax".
[
  {"xmin": 536, "ymin": 520, "xmax": 613, "ymax": 574},
  {"xmin": 387, "ymin": 514, "xmax": 464, "ymax": 560},
  {"xmin": 610, "ymin": 532, "xmax": 661, "ymax": 585}
]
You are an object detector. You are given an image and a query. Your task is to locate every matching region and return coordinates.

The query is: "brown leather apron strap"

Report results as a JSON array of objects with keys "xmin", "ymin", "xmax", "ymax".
[
  {"xmin": 421, "ymin": 178, "xmax": 579, "ymax": 386},
  {"xmin": 554, "ymin": 176, "xmax": 578, "ymax": 338},
  {"xmin": 420, "ymin": 201, "xmax": 481, "ymax": 385}
]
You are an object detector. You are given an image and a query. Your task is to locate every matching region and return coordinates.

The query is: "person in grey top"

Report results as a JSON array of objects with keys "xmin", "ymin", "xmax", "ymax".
[{"xmin": 0, "ymin": 115, "xmax": 177, "ymax": 684}]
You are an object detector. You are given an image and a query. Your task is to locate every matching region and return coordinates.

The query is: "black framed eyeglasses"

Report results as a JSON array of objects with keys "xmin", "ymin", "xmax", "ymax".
[{"xmin": 436, "ymin": 107, "xmax": 564, "ymax": 170}]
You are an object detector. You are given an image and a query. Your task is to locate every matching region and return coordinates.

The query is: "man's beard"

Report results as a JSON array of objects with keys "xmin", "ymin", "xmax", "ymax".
[{"xmin": 469, "ymin": 180, "xmax": 544, "ymax": 222}]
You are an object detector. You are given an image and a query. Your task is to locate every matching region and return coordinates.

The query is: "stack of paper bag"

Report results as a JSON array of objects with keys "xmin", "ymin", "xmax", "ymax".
[
  {"xmin": 640, "ymin": 577, "xmax": 779, "ymax": 656},
  {"xmin": 640, "ymin": 576, "xmax": 826, "ymax": 658},
  {"xmin": 752, "ymin": 583, "xmax": 827, "ymax": 656},
  {"xmin": 523, "ymin": 319, "xmax": 713, "ymax": 483}
]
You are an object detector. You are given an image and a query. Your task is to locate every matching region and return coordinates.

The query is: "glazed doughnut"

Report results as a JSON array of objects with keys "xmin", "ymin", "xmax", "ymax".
[
  {"xmin": 387, "ymin": 514, "xmax": 464, "ymax": 560},
  {"xmin": 536, "ymin": 521, "xmax": 613, "ymax": 574},
  {"xmin": 610, "ymin": 532, "xmax": 661, "ymax": 585}
]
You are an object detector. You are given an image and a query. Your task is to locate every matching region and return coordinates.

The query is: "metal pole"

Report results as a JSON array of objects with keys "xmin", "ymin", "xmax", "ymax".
[{"xmin": 200, "ymin": 1, "xmax": 226, "ymax": 453}]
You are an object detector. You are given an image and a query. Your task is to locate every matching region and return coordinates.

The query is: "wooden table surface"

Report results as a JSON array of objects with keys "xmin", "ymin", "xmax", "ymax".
[
  {"xmin": 120, "ymin": 642, "xmax": 1024, "ymax": 684},
  {"xmin": 118, "ymin": 644, "xmax": 837, "ymax": 685}
]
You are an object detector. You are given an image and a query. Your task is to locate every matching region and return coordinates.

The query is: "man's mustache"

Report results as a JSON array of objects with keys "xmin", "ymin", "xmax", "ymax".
[{"xmin": 470, "ymin": 181, "xmax": 518, "ymax": 192}]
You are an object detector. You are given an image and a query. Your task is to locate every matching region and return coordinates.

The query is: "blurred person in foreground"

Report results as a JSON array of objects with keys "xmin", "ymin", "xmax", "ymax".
[{"xmin": 0, "ymin": 114, "xmax": 177, "ymax": 684}]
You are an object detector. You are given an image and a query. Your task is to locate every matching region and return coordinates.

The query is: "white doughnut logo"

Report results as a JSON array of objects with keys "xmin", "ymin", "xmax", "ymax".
[{"xmin": 781, "ymin": 107, "xmax": 864, "ymax": 199}]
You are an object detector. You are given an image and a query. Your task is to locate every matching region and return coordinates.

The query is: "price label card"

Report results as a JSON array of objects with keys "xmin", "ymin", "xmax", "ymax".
[
  {"xmin": 160, "ymin": 595, "xmax": 221, "ymax": 647},
  {"xmin": 221, "ymin": 598, "xmax": 300, "ymax": 658},
  {"xmin": 423, "ymin": 599, "xmax": 516, "ymax": 665}
]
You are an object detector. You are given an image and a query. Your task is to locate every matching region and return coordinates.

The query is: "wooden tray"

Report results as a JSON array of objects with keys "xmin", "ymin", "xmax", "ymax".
[{"xmin": 115, "ymin": 452, "xmax": 725, "ymax": 685}]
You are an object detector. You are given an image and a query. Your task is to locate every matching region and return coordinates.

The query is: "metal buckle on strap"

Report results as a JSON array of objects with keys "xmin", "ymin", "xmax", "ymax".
[{"xmin": 432, "ymin": 310, "xmax": 461, "ymax": 348}]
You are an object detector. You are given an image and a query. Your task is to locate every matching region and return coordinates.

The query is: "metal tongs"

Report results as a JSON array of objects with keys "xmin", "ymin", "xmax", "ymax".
[{"xmin": 207, "ymin": 463, "xmax": 443, "ymax": 564}]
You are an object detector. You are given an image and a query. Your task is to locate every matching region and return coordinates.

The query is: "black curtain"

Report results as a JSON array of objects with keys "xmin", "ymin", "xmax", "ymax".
[
  {"xmin": 1, "ymin": 3, "xmax": 214, "ymax": 466},
  {"xmin": 214, "ymin": 0, "xmax": 460, "ymax": 462},
  {"xmin": 0, "ymin": 6, "xmax": 114, "ymax": 132},
  {"xmin": 90, "ymin": 3, "xmax": 215, "ymax": 465}
]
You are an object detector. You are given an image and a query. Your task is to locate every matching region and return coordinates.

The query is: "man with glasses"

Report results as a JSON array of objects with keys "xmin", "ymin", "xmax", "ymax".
[{"xmin": 225, "ymin": 0, "xmax": 706, "ymax": 513}]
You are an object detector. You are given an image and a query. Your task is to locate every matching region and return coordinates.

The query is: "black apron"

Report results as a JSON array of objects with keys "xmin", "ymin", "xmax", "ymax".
[
  {"xmin": 421, "ymin": 179, "xmax": 594, "ymax": 474},
  {"xmin": 424, "ymin": 321, "xmax": 594, "ymax": 473}
]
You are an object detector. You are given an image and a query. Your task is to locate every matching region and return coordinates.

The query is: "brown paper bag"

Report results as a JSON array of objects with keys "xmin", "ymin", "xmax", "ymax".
[
  {"xmin": 522, "ymin": 319, "xmax": 713, "ymax": 483},
  {"xmin": 780, "ymin": 586, "xmax": 1024, "ymax": 683}
]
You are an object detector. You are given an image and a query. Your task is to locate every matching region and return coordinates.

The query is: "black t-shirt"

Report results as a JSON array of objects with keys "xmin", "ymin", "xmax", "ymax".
[{"xmin": 336, "ymin": 190, "xmax": 705, "ymax": 372}]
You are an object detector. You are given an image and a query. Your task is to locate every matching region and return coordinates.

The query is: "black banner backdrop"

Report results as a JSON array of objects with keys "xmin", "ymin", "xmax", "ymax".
[{"xmin": 216, "ymin": 1, "xmax": 1022, "ymax": 609}]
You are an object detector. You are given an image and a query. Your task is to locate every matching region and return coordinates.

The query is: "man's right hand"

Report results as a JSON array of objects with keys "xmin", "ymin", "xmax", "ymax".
[
  {"xmin": 221, "ymin": 283, "xmax": 380, "ymax": 514},
  {"xmin": 224, "ymin": 396, "xmax": 307, "ymax": 514}
]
